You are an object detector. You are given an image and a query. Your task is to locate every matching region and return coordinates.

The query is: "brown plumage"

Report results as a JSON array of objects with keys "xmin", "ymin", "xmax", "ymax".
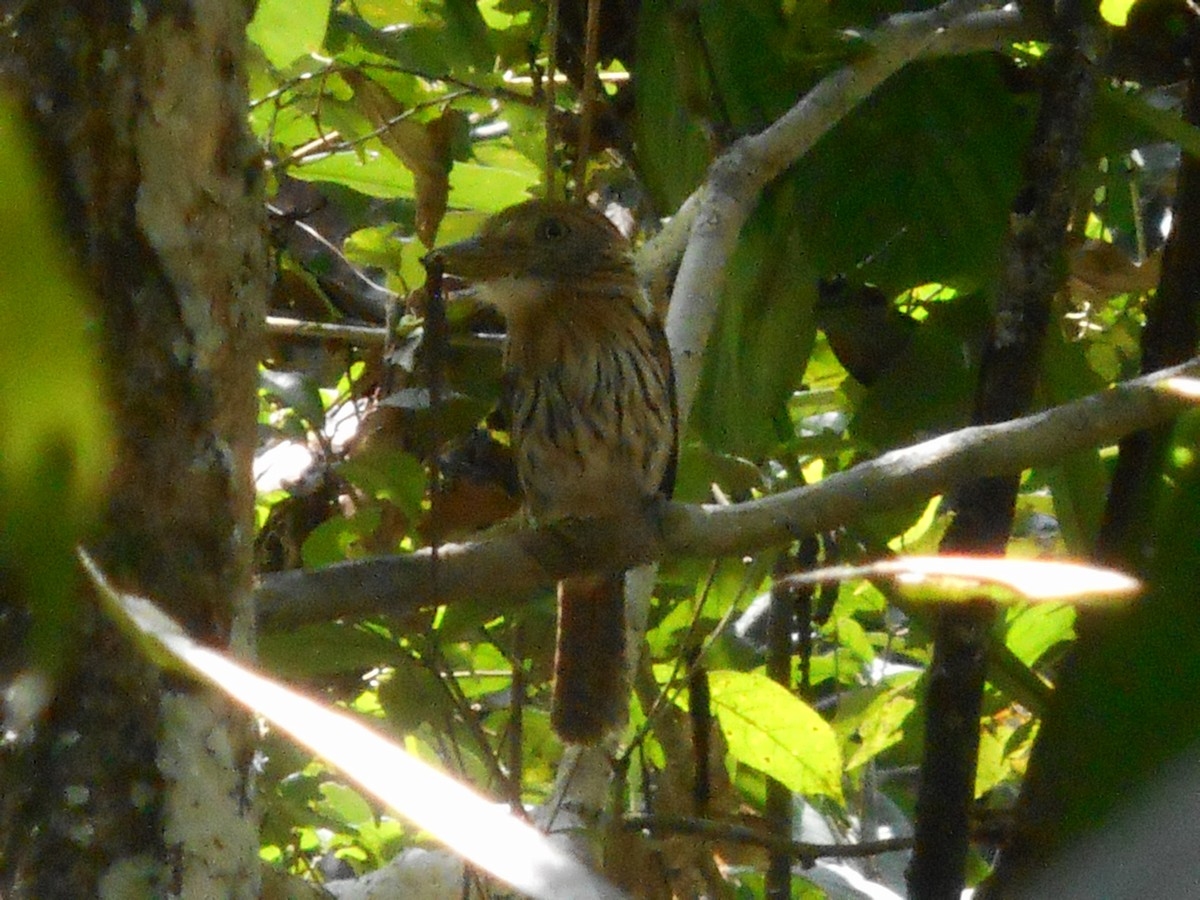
[{"xmin": 428, "ymin": 199, "xmax": 677, "ymax": 743}]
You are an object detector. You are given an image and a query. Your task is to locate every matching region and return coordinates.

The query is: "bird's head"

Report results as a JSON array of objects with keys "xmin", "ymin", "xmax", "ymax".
[{"xmin": 424, "ymin": 199, "xmax": 637, "ymax": 317}]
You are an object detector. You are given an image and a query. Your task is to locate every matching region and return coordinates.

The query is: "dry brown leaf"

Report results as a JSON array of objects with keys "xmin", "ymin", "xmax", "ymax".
[{"xmin": 345, "ymin": 71, "xmax": 460, "ymax": 245}]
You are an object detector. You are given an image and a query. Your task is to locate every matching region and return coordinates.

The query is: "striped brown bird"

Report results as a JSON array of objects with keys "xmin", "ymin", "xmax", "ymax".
[{"xmin": 428, "ymin": 199, "xmax": 677, "ymax": 744}]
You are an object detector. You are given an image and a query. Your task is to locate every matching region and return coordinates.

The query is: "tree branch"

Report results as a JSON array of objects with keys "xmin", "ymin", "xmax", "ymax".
[
  {"xmin": 638, "ymin": 5, "xmax": 1028, "ymax": 294},
  {"xmin": 620, "ymin": 814, "xmax": 912, "ymax": 863},
  {"xmin": 256, "ymin": 360, "xmax": 1200, "ymax": 631},
  {"xmin": 651, "ymin": 0, "xmax": 1031, "ymax": 421},
  {"xmin": 266, "ymin": 316, "xmax": 388, "ymax": 346}
]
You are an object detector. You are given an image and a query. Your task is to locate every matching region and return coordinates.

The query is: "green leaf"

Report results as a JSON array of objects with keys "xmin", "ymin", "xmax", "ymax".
[
  {"xmin": 259, "ymin": 367, "xmax": 327, "ymax": 428},
  {"xmin": 290, "ymin": 148, "xmax": 417, "ymax": 198},
  {"xmin": 845, "ymin": 680, "xmax": 918, "ymax": 771},
  {"xmin": 248, "ymin": 0, "xmax": 333, "ymax": 69},
  {"xmin": 691, "ymin": 183, "xmax": 819, "ymax": 456},
  {"xmin": 448, "ymin": 146, "xmax": 542, "ymax": 211},
  {"xmin": 259, "ymin": 623, "xmax": 399, "ymax": 677},
  {"xmin": 1003, "ymin": 604, "xmax": 1075, "ymax": 668},
  {"xmin": 1097, "ymin": 84, "xmax": 1200, "ymax": 160},
  {"xmin": 631, "ymin": 3, "xmax": 713, "ymax": 209},
  {"xmin": 337, "ymin": 448, "xmax": 427, "ymax": 518},
  {"xmin": 318, "ymin": 781, "xmax": 376, "ymax": 830},
  {"xmin": 440, "ymin": 0, "xmax": 495, "ymax": 70},
  {"xmin": 791, "ymin": 56, "xmax": 1032, "ymax": 292},
  {"xmin": 1036, "ymin": 325, "xmax": 1110, "ymax": 552},
  {"xmin": 0, "ymin": 100, "xmax": 112, "ymax": 679},
  {"xmin": 707, "ymin": 670, "xmax": 844, "ymax": 803},
  {"xmin": 292, "ymin": 142, "xmax": 540, "ymax": 210},
  {"xmin": 301, "ymin": 506, "xmax": 383, "ymax": 567},
  {"xmin": 974, "ymin": 722, "xmax": 1023, "ymax": 798}
]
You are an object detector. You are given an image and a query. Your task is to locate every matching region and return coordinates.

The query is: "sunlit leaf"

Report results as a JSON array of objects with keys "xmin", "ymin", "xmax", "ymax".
[
  {"xmin": 80, "ymin": 551, "xmax": 626, "ymax": 900},
  {"xmin": 784, "ymin": 556, "xmax": 1140, "ymax": 606},
  {"xmin": 845, "ymin": 682, "xmax": 917, "ymax": 771},
  {"xmin": 318, "ymin": 780, "xmax": 376, "ymax": 829},
  {"xmin": 248, "ymin": 0, "xmax": 332, "ymax": 68},
  {"xmin": 706, "ymin": 670, "xmax": 844, "ymax": 804},
  {"xmin": 1164, "ymin": 377, "xmax": 1200, "ymax": 399},
  {"xmin": 1003, "ymin": 604, "xmax": 1075, "ymax": 667},
  {"xmin": 1099, "ymin": 0, "xmax": 1137, "ymax": 26},
  {"xmin": 290, "ymin": 148, "xmax": 417, "ymax": 197}
]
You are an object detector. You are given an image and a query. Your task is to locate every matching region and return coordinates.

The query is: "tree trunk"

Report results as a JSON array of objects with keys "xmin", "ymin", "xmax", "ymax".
[{"xmin": 1, "ymin": 1, "xmax": 268, "ymax": 895}]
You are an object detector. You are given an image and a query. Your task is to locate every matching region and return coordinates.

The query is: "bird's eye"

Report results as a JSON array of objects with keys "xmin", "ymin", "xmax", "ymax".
[{"xmin": 535, "ymin": 218, "xmax": 569, "ymax": 241}]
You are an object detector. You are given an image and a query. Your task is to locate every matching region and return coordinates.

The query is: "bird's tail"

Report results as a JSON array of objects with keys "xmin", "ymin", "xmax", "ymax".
[{"xmin": 552, "ymin": 572, "xmax": 626, "ymax": 744}]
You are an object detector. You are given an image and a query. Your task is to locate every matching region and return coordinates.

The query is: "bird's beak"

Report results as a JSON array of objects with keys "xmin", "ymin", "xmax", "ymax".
[{"xmin": 422, "ymin": 236, "xmax": 499, "ymax": 281}]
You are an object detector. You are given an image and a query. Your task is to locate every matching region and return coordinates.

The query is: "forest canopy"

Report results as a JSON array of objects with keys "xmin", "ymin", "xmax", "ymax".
[{"xmin": 4, "ymin": 0, "xmax": 1200, "ymax": 898}]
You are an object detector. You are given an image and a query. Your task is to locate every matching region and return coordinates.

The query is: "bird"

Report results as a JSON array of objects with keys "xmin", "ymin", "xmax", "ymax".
[{"xmin": 426, "ymin": 199, "xmax": 677, "ymax": 744}]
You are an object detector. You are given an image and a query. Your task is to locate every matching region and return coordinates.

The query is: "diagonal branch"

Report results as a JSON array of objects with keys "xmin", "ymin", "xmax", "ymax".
[
  {"xmin": 256, "ymin": 359, "xmax": 1200, "ymax": 631},
  {"xmin": 638, "ymin": 4, "xmax": 1029, "ymax": 296},
  {"xmin": 651, "ymin": 0, "xmax": 1031, "ymax": 422}
]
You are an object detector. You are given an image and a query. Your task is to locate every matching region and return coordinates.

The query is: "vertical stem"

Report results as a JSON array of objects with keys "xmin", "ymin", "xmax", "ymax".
[
  {"xmin": 987, "ymin": 21, "xmax": 1200, "ymax": 893},
  {"xmin": 1097, "ymin": 33, "xmax": 1200, "ymax": 568},
  {"xmin": 765, "ymin": 572, "xmax": 797, "ymax": 900},
  {"xmin": 573, "ymin": 0, "xmax": 603, "ymax": 196},
  {"xmin": 544, "ymin": 0, "xmax": 560, "ymax": 199},
  {"xmin": 906, "ymin": 5, "xmax": 1097, "ymax": 897}
]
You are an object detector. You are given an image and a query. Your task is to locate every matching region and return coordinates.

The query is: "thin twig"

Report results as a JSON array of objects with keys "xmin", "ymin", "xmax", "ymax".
[
  {"xmin": 621, "ymin": 814, "xmax": 912, "ymax": 862},
  {"xmin": 283, "ymin": 91, "xmax": 470, "ymax": 167},
  {"xmin": 265, "ymin": 316, "xmax": 388, "ymax": 346},
  {"xmin": 543, "ymin": 0, "xmax": 560, "ymax": 198},
  {"xmin": 572, "ymin": 0, "xmax": 602, "ymax": 195}
]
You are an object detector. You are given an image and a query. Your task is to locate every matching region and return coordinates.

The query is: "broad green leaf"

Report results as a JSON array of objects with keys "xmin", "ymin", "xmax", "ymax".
[
  {"xmin": 354, "ymin": 0, "xmax": 435, "ymax": 28},
  {"xmin": 1036, "ymin": 325, "xmax": 1110, "ymax": 552},
  {"xmin": 440, "ymin": 0, "xmax": 494, "ymax": 70},
  {"xmin": 1097, "ymin": 85, "xmax": 1200, "ymax": 159},
  {"xmin": 318, "ymin": 781, "xmax": 376, "ymax": 829},
  {"xmin": 301, "ymin": 506, "xmax": 383, "ymax": 567},
  {"xmin": 248, "ymin": 0, "xmax": 333, "ymax": 69},
  {"xmin": 632, "ymin": 0, "xmax": 818, "ymax": 210},
  {"xmin": 791, "ymin": 57, "xmax": 1031, "ymax": 293},
  {"xmin": 845, "ymin": 680, "xmax": 918, "ymax": 771},
  {"xmin": 328, "ymin": 12, "xmax": 455, "ymax": 74},
  {"xmin": 631, "ymin": 2, "xmax": 713, "ymax": 209},
  {"xmin": 707, "ymin": 670, "xmax": 844, "ymax": 803},
  {"xmin": 841, "ymin": 294, "xmax": 987, "ymax": 455},
  {"xmin": 692, "ymin": 183, "xmax": 819, "ymax": 456},
  {"xmin": 290, "ymin": 147, "xmax": 417, "ymax": 197},
  {"xmin": 833, "ymin": 614, "xmax": 875, "ymax": 665},
  {"xmin": 337, "ymin": 448, "xmax": 427, "ymax": 517},
  {"xmin": 292, "ymin": 143, "xmax": 540, "ymax": 210},
  {"xmin": 0, "ymin": 100, "xmax": 112, "ymax": 680},
  {"xmin": 974, "ymin": 721, "xmax": 1028, "ymax": 798},
  {"xmin": 260, "ymin": 623, "xmax": 399, "ymax": 677},
  {"xmin": 1003, "ymin": 604, "xmax": 1075, "ymax": 667},
  {"xmin": 448, "ymin": 143, "xmax": 543, "ymax": 210}
]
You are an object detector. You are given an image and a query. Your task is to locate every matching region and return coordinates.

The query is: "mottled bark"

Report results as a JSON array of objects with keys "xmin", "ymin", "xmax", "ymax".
[{"xmin": 1, "ymin": 1, "xmax": 268, "ymax": 895}]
